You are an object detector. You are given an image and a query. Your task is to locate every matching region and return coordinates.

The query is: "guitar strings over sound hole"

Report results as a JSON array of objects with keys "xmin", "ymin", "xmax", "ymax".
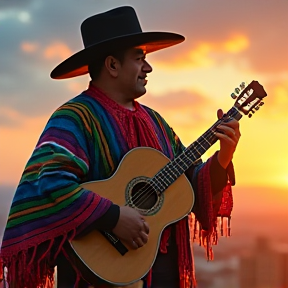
[
  {"xmin": 131, "ymin": 181, "xmax": 157, "ymax": 209},
  {"xmin": 126, "ymin": 176, "xmax": 164, "ymax": 215}
]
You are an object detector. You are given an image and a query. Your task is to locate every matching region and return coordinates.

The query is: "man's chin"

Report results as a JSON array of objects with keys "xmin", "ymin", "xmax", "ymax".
[{"xmin": 135, "ymin": 88, "xmax": 147, "ymax": 99}]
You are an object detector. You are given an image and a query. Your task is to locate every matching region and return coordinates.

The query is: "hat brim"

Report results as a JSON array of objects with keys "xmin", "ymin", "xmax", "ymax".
[{"xmin": 50, "ymin": 32, "xmax": 184, "ymax": 79}]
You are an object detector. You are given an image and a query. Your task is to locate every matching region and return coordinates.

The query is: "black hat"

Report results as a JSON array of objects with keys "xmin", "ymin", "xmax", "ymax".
[{"xmin": 50, "ymin": 6, "xmax": 185, "ymax": 79}]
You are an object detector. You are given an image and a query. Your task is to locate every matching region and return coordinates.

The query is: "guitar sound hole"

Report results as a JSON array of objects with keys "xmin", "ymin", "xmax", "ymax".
[{"xmin": 131, "ymin": 182, "xmax": 158, "ymax": 210}]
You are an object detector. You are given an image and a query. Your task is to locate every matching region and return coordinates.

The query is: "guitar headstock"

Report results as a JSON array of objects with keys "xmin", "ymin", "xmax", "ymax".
[{"xmin": 231, "ymin": 80, "xmax": 267, "ymax": 118}]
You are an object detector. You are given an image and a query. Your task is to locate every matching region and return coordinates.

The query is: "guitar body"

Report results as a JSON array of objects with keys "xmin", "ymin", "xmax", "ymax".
[{"xmin": 70, "ymin": 147, "xmax": 194, "ymax": 286}]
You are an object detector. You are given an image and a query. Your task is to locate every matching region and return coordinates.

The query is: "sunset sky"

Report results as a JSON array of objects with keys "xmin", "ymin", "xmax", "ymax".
[{"xmin": 0, "ymin": 0, "xmax": 288, "ymax": 237}]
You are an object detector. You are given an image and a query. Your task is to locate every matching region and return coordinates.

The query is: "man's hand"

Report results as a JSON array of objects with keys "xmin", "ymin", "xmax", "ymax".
[
  {"xmin": 215, "ymin": 109, "xmax": 241, "ymax": 169},
  {"xmin": 112, "ymin": 206, "xmax": 149, "ymax": 250}
]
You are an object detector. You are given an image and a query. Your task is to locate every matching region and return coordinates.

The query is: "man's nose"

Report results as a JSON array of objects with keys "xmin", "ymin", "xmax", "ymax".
[{"xmin": 143, "ymin": 60, "xmax": 153, "ymax": 73}]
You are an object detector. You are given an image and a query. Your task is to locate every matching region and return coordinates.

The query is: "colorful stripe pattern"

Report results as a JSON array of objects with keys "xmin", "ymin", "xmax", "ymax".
[
  {"xmin": 0, "ymin": 84, "xmax": 231, "ymax": 288},
  {"xmin": 0, "ymin": 84, "xmax": 194, "ymax": 287}
]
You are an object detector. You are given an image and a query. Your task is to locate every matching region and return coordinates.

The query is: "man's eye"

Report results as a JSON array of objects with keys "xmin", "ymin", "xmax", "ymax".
[{"xmin": 137, "ymin": 56, "xmax": 145, "ymax": 60}]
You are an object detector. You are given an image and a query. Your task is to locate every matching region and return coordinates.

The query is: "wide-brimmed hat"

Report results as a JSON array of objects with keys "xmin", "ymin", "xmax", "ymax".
[{"xmin": 50, "ymin": 6, "xmax": 185, "ymax": 79}]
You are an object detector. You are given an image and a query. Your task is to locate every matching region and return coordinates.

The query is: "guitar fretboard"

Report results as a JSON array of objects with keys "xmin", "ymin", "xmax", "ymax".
[{"xmin": 150, "ymin": 106, "xmax": 242, "ymax": 193}]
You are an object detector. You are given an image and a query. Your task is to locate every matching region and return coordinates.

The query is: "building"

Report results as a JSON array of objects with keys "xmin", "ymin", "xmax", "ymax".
[{"xmin": 239, "ymin": 236, "xmax": 288, "ymax": 288}]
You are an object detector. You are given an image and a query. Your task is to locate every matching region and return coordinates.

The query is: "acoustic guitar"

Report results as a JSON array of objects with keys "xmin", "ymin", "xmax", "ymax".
[{"xmin": 69, "ymin": 80, "xmax": 267, "ymax": 286}]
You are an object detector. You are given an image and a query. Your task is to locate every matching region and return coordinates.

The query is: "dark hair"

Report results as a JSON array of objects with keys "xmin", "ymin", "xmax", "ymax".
[{"xmin": 88, "ymin": 48, "xmax": 127, "ymax": 80}]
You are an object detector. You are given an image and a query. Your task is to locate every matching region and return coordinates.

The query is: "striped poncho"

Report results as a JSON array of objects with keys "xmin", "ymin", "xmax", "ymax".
[{"xmin": 0, "ymin": 83, "xmax": 233, "ymax": 288}]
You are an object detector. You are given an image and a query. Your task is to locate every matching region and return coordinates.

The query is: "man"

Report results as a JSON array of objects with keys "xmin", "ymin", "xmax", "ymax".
[{"xmin": 0, "ymin": 6, "xmax": 240, "ymax": 288}]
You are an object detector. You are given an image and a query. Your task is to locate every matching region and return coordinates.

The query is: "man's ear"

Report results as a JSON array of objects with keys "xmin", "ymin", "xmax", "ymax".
[{"xmin": 105, "ymin": 56, "xmax": 119, "ymax": 77}]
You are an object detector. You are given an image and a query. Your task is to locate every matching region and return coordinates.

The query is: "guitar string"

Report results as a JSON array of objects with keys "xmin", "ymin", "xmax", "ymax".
[
  {"xmin": 127, "ymin": 117, "xmax": 228, "ymax": 208},
  {"xmin": 125, "ymin": 113, "xmax": 235, "ymax": 209},
  {"xmin": 128, "ymin": 107, "xmax": 241, "ymax": 210},
  {"xmin": 125, "ymin": 130, "xmax": 215, "ymax": 209},
  {"xmin": 129, "ymin": 133, "xmax": 214, "ymax": 208}
]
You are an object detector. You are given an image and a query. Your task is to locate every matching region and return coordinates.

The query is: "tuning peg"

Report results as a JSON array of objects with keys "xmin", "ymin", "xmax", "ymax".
[
  {"xmin": 240, "ymin": 82, "xmax": 246, "ymax": 89},
  {"xmin": 235, "ymin": 87, "xmax": 241, "ymax": 94},
  {"xmin": 231, "ymin": 93, "xmax": 237, "ymax": 99},
  {"xmin": 259, "ymin": 102, "xmax": 264, "ymax": 106},
  {"xmin": 248, "ymin": 113, "xmax": 253, "ymax": 118},
  {"xmin": 255, "ymin": 106, "xmax": 259, "ymax": 111}
]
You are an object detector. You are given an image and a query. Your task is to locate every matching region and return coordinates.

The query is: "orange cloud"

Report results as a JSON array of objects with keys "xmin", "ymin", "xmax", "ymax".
[
  {"xmin": 187, "ymin": 43, "xmax": 214, "ymax": 67},
  {"xmin": 222, "ymin": 35, "xmax": 249, "ymax": 53},
  {"xmin": 188, "ymin": 35, "xmax": 249, "ymax": 66},
  {"xmin": 43, "ymin": 42, "xmax": 72, "ymax": 61},
  {"xmin": 21, "ymin": 41, "xmax": 39, "ymax": 53},
  {"xmin": 152, "ymin": 34, "xmax": 250, "ymax": 69}
]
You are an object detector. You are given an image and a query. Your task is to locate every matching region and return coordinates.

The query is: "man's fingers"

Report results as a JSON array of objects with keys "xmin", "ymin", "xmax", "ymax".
[
  {"xmin": 133, "ymin": 236, "xmax": 145, "ymax": 248},
  {"xmin": 130, "ymin": 229, "xmax": 149, "ymax": 249},
  {"xmin": 217, "ymin": 109, "xmax": 224, "ymax": 119},
  {"xmin": 217, "ymin": 126, "xmax": 237, "ymax": 138},
  {"xmin": 143, "ymin": 221, "xmax": 150, "ymax": 234},
  {"xmin": 139, "ymin": 231, "xmax": 149, "ymax": 244},
  {"xmin": 131, "ymin": 240, "xmax": 138, "ymax": 250}
]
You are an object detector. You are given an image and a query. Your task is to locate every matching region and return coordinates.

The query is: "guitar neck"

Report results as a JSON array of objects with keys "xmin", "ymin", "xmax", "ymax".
[{"xmin": 152, "ymin": 106, "xmax": 242, "ymax": 193}]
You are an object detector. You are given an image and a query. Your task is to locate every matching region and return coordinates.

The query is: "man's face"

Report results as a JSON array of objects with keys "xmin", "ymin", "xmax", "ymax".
[{"xmin": 117, "ymin": 46, "xmax": 153, "ymax": 100}]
